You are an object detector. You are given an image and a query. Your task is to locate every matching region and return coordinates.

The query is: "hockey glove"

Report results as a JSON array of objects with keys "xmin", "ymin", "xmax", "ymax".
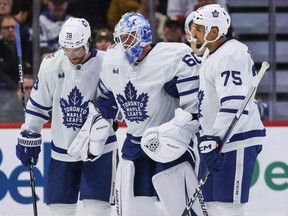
[
  {"xmin": 68, "ymin": 102, "xmax": 112, "ymax": 161},
  {"xmin": 96, "ymin": 91, "xmax": 123, "ymax": 121},
  {"xmin": 141, "ymin": 108, "xmax": 199, "ymax": 163},
  {"xmin": 199, "ymin": 135, "xmax": 225, "ymax": 173},
  {"xmin": 16, "ymin": 131, "xmax": 42, "ymax": 166}
]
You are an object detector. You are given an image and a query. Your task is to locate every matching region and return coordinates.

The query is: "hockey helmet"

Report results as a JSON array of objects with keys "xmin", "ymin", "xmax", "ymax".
[
  {"xmin": 194, "ymin": 4, "xmax": 230, "ymax": 37},
  {"xmin": 113, "ymin": 12, "xmax": 152, "ymax": 64},
  {"xmin": 59, "ymin": 17, "xmax": 91, "ymax": 53},
  {"xmin": 192, "ymin": 4, "xmax": 231, "ymax": 50}
]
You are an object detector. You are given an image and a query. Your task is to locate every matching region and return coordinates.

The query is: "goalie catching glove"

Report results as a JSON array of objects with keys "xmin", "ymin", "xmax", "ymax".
[
  {"xmin": 68, "ymin": 102, "xmax": 114, "ymax": 161},
  {"xmin": 141, "ymin": 108, "xmax": 199, "ymax": 163}
]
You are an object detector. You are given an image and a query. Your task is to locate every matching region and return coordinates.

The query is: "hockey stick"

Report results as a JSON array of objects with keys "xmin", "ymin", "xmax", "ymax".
[
  {"xmin": 181, "ymin": 61, "xmax": 270, "ymax": 216},
  {"xmin": 15, "ymin": 24, "xmax": 38, "ymax": 216}
]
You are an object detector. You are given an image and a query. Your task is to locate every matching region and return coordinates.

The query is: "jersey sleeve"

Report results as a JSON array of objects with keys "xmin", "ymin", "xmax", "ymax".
[
  {"xmin": 175, "ymin": 48, "xmax": 201, "ymax": 114},
  {"xmin": 21, "ymin": 56, "xmax": 55, "ymax": 133}
]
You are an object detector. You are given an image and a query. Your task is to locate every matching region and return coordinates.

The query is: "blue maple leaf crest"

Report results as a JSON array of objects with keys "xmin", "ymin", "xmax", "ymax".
[
  {"xmin": 116, "ymin": 81, "xmax": 149, "ymax": 123},
  {"xmin": 60, "ymin": 87, "xmax": 90, "ymax": 130},
  {"xmin": 198, "ymin": 90, "xmax": 204, "ymax": 119}
]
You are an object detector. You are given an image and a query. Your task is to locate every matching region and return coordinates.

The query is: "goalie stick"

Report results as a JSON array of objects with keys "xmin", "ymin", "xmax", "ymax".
[
  {"xmin": 181, "ymin": 61, "xmax": 270, "ymax": 216},
  {"xmin": 15, "ymin": 24, "xmax": 38, "ymax": 216}
]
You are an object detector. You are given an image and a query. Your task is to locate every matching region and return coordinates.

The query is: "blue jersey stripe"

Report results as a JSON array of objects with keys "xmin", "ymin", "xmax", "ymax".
[
  {"xmin": 26, "ymin": 109, "xmax": 50, "ymax": 120},
  {"xmin": 176, "ymin": 75, "xmax": 199, "ymax": 83},
  {"xmin": 220, "ymin": 95, "xmax": 245, "ymax": 105},
  {"xmin": 30, "ymin": 97, "xmax": 52, "ymax": 111},
  {"xmin": 219, "ymin": 108, "xmax": 249, "ymax": 115},
  {"xmin": 179, "ymin": 88, "xmax": 199, "ymax": 96},
  {"xmin": 230, "ymin": 129, "xmax": 266, "ymax": 142}
]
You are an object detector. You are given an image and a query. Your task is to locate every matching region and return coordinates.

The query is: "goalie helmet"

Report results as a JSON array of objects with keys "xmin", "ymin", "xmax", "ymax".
[
  {"xmin": 192, "ymin": 4, "xmax": 231, "ymax": 50},
  {"xmin": 114, "ymin": 12, "xmax": 152, "ymax": 64},
  {"xmin": 59, "ymin": 17, "xmax": 91, "ymax": 53}
]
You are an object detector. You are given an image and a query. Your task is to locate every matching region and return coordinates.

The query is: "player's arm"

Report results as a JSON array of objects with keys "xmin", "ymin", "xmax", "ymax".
[
  {"xmin": 96, "ymin": 79, "xmax": 123, "ymax": 121},
  {"xmin": 16, "ymin": 58, "xmax": 54, "ymax": 166}
]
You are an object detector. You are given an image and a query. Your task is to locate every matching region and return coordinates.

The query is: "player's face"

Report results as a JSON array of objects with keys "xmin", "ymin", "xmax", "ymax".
[
  {"xmin": 63, "ymin": 46, "xmax": 87, "ymax": 65},
  {"xmin": 191, "ymin": 23, "xmax": 206, "ymax": 49},
  {"xmin": 120, "ymin": 31, "xmax": 137, "ymax": 50}
]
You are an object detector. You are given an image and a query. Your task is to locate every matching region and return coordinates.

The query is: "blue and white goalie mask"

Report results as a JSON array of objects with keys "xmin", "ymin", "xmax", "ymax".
[{"xmin": 114, "ymin": 12, "xmax": 152, "ymax": 64}]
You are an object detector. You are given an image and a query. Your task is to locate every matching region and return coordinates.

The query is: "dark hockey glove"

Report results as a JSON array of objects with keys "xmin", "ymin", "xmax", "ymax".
[
  {"xmin": 16, "ymin": 131, "xmax": 42, "ymax": 166},
  {"xmin": 199, "ymin": 135, "xmax": 225, "ymax": 173},
  {"xmin": 96, "ymin": 91, "xmax": 123, "ymax": 121}
]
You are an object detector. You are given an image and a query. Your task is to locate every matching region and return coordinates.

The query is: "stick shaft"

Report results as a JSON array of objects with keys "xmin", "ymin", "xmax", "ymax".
[
  {"xmin": 15, "ymin": 23, "xmax": 38, "ymax": 216},
  {"xmin": 14, "ymin": 24, "xmax": 26, "ymax": 115}
]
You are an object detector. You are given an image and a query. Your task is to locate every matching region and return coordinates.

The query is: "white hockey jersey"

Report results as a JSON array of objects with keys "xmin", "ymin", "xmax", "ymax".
[
  {"xmin": 99, "ymin": 42, "xmax": 201, "ymax": 138},
  {"xmin": 22, "ymin": 48, "xmax": 107, "ymax": 162},
  {"xmin": 198, "ymin": 39, "xmax": 266, "ymax": 152}
]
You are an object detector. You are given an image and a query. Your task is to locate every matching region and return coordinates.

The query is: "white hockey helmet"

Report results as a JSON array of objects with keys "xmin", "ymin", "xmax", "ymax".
[
  {"xmin": 59, "ymin": 17, "xmax": 91, "ymax": 53},
  {"xmin": 193, "ymin": 4, "xmax": 231, "ymax": 50},
  {"xmin": 113, "ymin": 12, "xmax": 152, "ymax": 64}
]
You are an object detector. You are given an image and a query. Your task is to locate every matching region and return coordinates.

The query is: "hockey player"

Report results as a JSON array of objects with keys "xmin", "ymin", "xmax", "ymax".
[
  {"xmin": 185, "ymin": 4, "xmax": 266, "ymax": 215},
  {"xmin": 16, "ymin": 17, "xmax": 117, "ymax": 216},
  {"xmin": 96, "ymin": 12, "xmax": 208, "ymax": 216}
]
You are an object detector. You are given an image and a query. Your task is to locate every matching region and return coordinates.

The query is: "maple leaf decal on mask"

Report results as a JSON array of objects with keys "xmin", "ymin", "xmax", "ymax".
[
  {"xmin": 116, "ymin": 81, "xmax": 149, "ymax": 123},
  {"xmin": 60, "ymin": 87, "xmax": 90, "ymax": 130}
]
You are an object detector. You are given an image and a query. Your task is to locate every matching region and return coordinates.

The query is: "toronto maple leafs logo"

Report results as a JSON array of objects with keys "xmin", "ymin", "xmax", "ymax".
[
  {"xmin": 58, "ymin": 72, "xmax": 65, "ymax": 79},
  {"xmin": 60, "ymin": 87, "xmax": 90, "ymax": 130},
  {"xmin": 116, "ymin": 81, "xmax": 149, "ymax": 123},
  {"xmin": 212, "ymin": 10, "xmax": 219, "ymax": 18},
  {"xmin": 198, "ymin": 90, "xmax": 204, "ymax": 119},
  {"xmin": 113, "ymin": 68, "xmax": 119, "ymax": 74}
]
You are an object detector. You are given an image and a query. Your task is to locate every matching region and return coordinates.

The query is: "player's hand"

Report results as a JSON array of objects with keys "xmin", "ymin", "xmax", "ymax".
[
  {"xmin": 16, "ymin": 131, "xmax": 42, "ymax": 166},
  {"xmin": 199, "ymin": 135, "xmax": 225, "ymax": 173},
  {"xmin": 96, "ymin": 91, "xmax": 122, "ymax": 120}
]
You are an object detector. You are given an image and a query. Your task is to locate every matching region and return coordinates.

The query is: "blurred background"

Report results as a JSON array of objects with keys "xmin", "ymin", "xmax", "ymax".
[{"xmin": 0, "ymin": 0, "xmax": 287, "ymax": 121}]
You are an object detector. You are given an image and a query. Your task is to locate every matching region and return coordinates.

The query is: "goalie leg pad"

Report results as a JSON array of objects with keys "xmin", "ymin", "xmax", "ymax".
[
  {"xmin": 152, "ymin": 161, "xmax": 209, "ymax": 216},
  {"xmin": 48, "ymin": 203, "xmax": 77, "ymax": 216},
  {"xmin": 82, "ymin": 199, "xmax": 111, "ymax": 216},
  {"xmin": 114, "ymin": 160, "xmax": 164, "ymax": 216}
]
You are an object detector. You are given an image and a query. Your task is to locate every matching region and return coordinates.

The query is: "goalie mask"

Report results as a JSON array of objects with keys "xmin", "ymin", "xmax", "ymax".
[
  {"xmin": 59, "ymin": 17, "xmax": 91, "ymax": 54},
  {"xmin": 114, "ymin": 12, "xmax": 152, "ymax": 64},
  {"xmin": 192, "ymin": 4, "xmax": 231, "ymax": 51}
]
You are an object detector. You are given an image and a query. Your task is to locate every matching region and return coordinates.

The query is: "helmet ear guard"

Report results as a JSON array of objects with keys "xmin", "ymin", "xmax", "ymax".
[
  {"xmin": 59, "ymin": 17, "xmax": 91, "ymax": 53},
  {"xmin": 113, "ymin": 12, "xmax": 152, "ymax": 64}
]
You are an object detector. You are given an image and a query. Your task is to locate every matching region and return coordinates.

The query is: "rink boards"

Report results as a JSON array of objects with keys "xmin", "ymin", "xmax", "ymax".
[{"xmin": 0, "ymin": 123, "xmax": 287, "ymax": 216}]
